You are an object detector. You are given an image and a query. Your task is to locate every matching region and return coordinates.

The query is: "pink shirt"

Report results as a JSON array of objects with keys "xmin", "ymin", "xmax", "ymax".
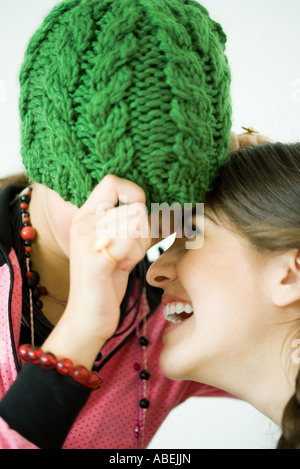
[{"xmin": 0, "ymin": 249, "xmax": 230, "ymax": 449}]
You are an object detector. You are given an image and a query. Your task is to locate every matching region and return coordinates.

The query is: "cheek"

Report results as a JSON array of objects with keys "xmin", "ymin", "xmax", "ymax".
[
  {"xmin": 181, "ymin": 248, "xmax": 256, "ymax": 313},
  {"xmin": 169, "ymin": 253, "xmax": 263, "ymax": 368},
  {"xmin": 187, "ymin": 260, "xmax": 256, "ymax": 336}
]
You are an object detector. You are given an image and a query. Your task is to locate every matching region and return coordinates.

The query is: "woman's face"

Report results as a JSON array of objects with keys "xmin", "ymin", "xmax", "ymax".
[{"xmin": 146, "ymin": 211, "xmax": 274, "ymax": 388}]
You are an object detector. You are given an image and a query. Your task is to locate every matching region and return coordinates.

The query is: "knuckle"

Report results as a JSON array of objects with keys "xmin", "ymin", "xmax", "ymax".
[{"xmin": 102, "ymin": 174, "xmax": 117, "ymax": 185}]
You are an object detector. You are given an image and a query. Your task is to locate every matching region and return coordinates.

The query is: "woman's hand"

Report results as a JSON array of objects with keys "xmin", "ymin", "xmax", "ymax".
[
  {"xmin": 42, "ymin": 175, "xmax": 152, "ymax": 368},
  {"xmin": 230, "ymin": 130, "xmax": 272, "ymax": 153}
]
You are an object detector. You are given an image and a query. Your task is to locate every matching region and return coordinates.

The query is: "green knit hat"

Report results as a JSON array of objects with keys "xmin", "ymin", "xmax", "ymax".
[{"xmin": 19, "ymin": 0, "xmax": 232, "ymax": 211}]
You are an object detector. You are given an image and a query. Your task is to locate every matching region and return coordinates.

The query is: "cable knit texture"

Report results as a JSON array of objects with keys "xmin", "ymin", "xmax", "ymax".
[{"xmin": 19, "ymin": 0, "xmax": 232, "ymax": 210}]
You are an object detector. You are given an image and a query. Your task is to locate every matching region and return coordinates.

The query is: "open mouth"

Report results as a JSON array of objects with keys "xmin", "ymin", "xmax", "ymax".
[{"xmin": 164, "ymin": 303, "xmax": 193, "ymax": 324}]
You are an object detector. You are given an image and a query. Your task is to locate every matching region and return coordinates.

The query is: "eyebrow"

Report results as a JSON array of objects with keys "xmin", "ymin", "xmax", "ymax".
[{"xmin": 204, "ymin": 212, "xmax": 216, "ymax": 223}]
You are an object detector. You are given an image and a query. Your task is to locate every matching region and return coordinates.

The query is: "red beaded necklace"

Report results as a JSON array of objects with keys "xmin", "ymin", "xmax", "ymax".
[
  {"xmin": 19, "ymin": 187, "xmax": 67, "ymax": 345},
  {"xmin": 18, "ymin": 186, "xmax": 151, "ymax": 448}
]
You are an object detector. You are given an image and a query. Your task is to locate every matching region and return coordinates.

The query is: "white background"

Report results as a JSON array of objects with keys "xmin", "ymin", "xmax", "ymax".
[{"xmin": 1, "ymin": 0, "xmax": 299, "ymax": 449}]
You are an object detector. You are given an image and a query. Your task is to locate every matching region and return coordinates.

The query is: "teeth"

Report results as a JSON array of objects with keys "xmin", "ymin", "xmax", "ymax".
[
  {"xmin": 164, "ymin": 303, "xmax": 193, "ymax": 323},
  {"xmin": 182, "ymin": 304, "xmax": 193, "ymax": 314},
  {"xmin": 175, "ymin": 303, "xmax": 183, "ymax": 314}
]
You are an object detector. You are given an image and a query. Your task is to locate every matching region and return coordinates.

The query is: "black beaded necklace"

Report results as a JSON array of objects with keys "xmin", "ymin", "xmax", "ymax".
[
  {"xmin": 10, "ymin": 188, "xmax": 54, "ymax": 346},
  {"xmin": 12, "ymin": 186, "xmax": 154, "ymax": 447},
  {"xmin": 11, "ymin": 186, "xmax": 145, "ymax": 347}
]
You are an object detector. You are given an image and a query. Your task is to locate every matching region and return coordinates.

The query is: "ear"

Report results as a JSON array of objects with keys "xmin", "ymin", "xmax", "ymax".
[{"xmin": 268, "ymin": 250, "xmax": 300, "ymax": 307}]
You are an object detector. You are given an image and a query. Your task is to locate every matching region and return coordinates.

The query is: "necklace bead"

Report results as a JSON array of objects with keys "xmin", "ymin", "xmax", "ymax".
[
  {"xmin": 134, "ymin": 423, "xmax": 141, "ymax": 438},
  {"xmin": 20, "ymin": 202, "xmax": 29, "ymax": 210},
  {"xmin": 35, "ymin": 299, "xmax": 43, "ymax": 310},
  {"xmin": 26, "ymin": 270, "xmax": 40, "ymax": 288},
  {"xmin": 134, "ymin": 362, "xmax": 141, "ymax": 371},
  {"xmin": 20, "ymin": 194, "xmax": 30, "ymax": 204},
  {"xmin": 139, "ymin": 398, "xmax": 150, "ymax": 409},
  {"xmin": 21, "ymin": 226, "xmax": 36, "ymax": 241},
  {"xmin": 140, "ymin": 370, "xmax": 150, "ymax": 380},
  {"xmin": 139, "ymin": 336, "xmax": 149, "ymax": 347},
  {"xmin": 32, "ymin": 287, "xmax": 41, "ymax": 299}
]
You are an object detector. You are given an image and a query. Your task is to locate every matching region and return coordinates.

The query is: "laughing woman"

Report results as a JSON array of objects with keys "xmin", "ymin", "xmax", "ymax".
[{"xmin": 146, "ymin": 141, "xmax": 300, "ymax": 450}]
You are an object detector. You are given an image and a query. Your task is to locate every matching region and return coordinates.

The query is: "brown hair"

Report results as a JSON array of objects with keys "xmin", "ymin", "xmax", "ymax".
[
  {"xmin": 205, "ymin": 142, "xmax": 300, "ymax": 449},
  {"xmin": 0, "ymin": 173, "xmax": 29, "ymax": 191}
]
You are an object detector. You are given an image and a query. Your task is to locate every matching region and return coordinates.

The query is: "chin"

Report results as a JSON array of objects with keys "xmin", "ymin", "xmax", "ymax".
[{"xmin": 159, "ymin": 348, "xmax": 195, "ymax": 382}]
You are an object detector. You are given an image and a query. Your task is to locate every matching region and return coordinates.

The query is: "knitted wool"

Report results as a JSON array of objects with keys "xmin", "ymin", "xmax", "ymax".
[{"xmin": 19, "ymin": 0, "xmax": 232, "ymax": 210}]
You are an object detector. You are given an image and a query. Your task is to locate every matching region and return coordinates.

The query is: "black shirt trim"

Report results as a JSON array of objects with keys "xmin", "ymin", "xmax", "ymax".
[{"xmin": 0, "ymin": 363, "xmax": 92, "ymax": 449}]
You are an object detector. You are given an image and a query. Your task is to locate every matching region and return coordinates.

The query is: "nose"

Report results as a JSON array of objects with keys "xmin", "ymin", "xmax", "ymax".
[{"xmin": 146, "ymin": 249, "xmax": 177, "ymax": 288}]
